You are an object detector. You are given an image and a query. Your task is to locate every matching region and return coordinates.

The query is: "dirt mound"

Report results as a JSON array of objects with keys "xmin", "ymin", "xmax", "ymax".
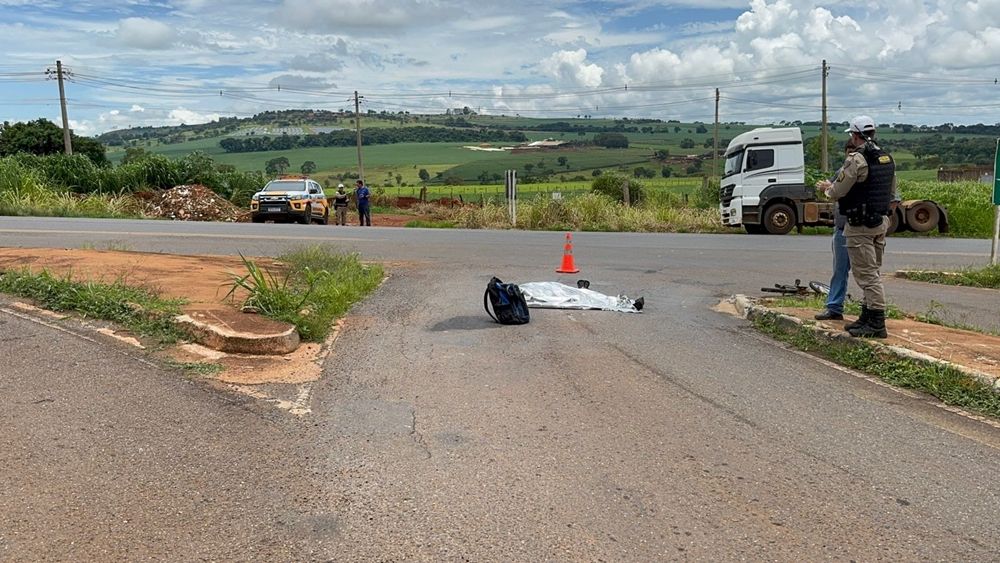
[{"xmin": 144, "ymin": 184, "xmax": 247, "ymax": 222}]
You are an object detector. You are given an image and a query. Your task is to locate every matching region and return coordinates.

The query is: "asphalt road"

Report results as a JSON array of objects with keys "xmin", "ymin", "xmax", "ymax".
[{"xmin": 2, "ymin": 217, "xmax": 999, "ymax": 560}]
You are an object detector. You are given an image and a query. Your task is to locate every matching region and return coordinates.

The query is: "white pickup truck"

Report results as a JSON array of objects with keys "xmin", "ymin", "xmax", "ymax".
[{"xmin": 250, "ymin": 176, "xmax": 330, "ymax": 225}]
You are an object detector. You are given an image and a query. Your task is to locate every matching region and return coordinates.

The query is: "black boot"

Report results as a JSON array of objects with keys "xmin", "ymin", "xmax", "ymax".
[
  {"xmin": 848, "ymin": 308, "xmax": 887, "ymax": 338},
  {"xmin": 844, "ymin": 305, "xmax": 868, "ymax": 331}
]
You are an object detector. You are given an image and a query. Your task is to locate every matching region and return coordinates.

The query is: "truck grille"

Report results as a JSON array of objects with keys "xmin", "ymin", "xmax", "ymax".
[{"xmin": 720, "ymin": 184, "xmax": 735, "ymax": 206}]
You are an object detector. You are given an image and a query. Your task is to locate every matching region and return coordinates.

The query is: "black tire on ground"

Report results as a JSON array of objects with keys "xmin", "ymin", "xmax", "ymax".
[
  {"xmin": 299, "ymin": 206, "xmax": 312, "ymax": 224},
  {"xmin": 251, "ymin": 215, "xmax": 264, "ymax": 223},
  {"xmin": 763, "ymin": 203, "xmax": 796, "ymax": 235},
  {"xmin": 905, "ymin": 201, "xmax": 940, "ymax": 233},
  {"xmin": 744, "ymin": 224, "xmax": 767, "ymax": 234},
  {"xmin": 886, "ymin": 209, "xmax": 901, "ymax": 234}
]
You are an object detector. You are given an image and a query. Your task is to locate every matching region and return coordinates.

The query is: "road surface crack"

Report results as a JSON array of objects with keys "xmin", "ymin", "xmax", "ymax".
[{"xmin": 410, "ymin": 410, "xmax": 432, "ymax": 459}]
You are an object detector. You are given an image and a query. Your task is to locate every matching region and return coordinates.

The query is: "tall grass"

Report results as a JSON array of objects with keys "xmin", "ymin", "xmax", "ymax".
[
  {"xmin": 227, "ymin": 246, "xmax": 383, "ymax": 341},
  {"xmin": 0, "ymin": 268, "xmax": 188, "ymax": 343},
  {"xmin": 899, "ymin": 180, "xmax": 994, "ymax": 238},
  {"xmin": 0, "ymin": 157, "xmax": 144, "ymax": 217},
  {"xmin": 451, "ymin": 193, "xmax": 726, "ymax": 232}
]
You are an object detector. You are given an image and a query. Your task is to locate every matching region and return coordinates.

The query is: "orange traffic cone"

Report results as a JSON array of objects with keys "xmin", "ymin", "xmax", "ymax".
[{"xmin": 556, "ymin": 232, "xmax": 580, "ymax": 273}]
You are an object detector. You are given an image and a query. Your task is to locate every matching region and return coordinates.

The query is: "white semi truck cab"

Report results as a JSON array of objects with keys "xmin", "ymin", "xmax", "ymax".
[
  {"xmin": 719, "ymin": 127, "xmax": 831, "ymax": 234},
  {"xmin": 719, "ymin": 126, "xmax": 947, "ymax": 235}
]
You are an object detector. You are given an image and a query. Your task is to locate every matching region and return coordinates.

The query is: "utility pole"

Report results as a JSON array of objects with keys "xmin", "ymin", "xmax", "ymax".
[
  {"xmin": 354, "ymin": 90, "xmax": 365, "ymax": 183},
  {"xmin": 821, "ymin": 60, "xmax": 829, "ymax": 174},
  {"xmin": 713, "ymin": 88, "xmax": 720, "ymax": 179},
  {"xmin": 50, "ymin": 60, "xmax": 73, "ymax": 155}
]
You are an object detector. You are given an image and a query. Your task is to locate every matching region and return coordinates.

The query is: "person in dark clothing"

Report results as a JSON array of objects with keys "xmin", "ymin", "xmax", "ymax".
[{"xmin": 355, "ymin": 179, "xmax": 371, "ymax": 226}]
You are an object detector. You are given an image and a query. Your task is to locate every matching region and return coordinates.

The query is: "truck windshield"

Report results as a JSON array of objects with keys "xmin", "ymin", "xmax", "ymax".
[
  {"xmin": 262, "ymin": 181, "xmax": 306, "ymax": 192},
  {"xmin": 723, "ymin": 151, "xmax": 743, "ymax": 178}
]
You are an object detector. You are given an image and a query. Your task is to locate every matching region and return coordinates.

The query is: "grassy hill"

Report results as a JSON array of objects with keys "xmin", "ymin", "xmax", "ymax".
[{"xmin": 101, "ymin": 111, "xmax": 998, "ymax": 187}]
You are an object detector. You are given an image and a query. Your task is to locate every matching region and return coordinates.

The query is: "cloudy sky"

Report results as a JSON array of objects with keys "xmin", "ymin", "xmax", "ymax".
[{"xmin": 1, "ymin": 0, "xmax": 999, "ymax": 135}]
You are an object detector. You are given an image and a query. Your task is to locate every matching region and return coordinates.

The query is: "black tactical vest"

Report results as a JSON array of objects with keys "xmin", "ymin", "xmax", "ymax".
[{"xmin": 838, "ymin": 144, "xmax": 894, "ymax": 227}]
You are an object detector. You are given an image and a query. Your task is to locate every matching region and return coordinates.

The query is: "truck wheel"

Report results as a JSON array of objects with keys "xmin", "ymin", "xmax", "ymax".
[
  {"xmin": 744, "ymin": 224, "xmax": 767, "ymax": 234},
  {"xmin": 251, "ymin": 215, "xmax": 264, "ymax": 223},
  {"xmin": 886, "ymin": 209, "xmax": 901, "ymax": 235},
  {"xmin": 905, "ymin": 201, "xmax": 939, "ymax": 233},
  {"xmin": 763, "ymin": 203, "xmax": 795, "ymax": 235},
  {"xmin": 299, "ymin": 206, "xmax": 312, "ymax": 224}
]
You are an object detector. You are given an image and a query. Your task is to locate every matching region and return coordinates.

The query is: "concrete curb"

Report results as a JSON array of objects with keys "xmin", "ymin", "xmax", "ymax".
[
  {"xmin": 175, "ymin": 312, "xmax": 300, "ymax": 355},
  {"xmin": 731, "ymin": 294, "xmax": 1000, "ymax": 390}
]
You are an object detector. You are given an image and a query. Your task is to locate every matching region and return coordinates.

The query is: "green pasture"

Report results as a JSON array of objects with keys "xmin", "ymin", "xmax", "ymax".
[
  {"xmin": 368, "ymin": 177, "xmax": 703, "ymax": 205},
  {"xmin": 441, "ymin": 147, "xmax": 654, "ymax": 180}
]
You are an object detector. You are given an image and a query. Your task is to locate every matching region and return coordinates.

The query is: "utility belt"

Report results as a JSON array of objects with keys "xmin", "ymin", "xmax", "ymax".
[{"xmin": 843, "ymin": 204, "xmax": 887, "ymax": 228}]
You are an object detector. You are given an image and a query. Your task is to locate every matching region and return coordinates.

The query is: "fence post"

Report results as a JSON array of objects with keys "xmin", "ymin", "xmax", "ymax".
[
  {"xmin": 622, "ymin": 179, "xmax": 631, "ymax": 207},
  {"xmin": 505, "ymin": 169, "xmax": 517, "ymax": 226}
]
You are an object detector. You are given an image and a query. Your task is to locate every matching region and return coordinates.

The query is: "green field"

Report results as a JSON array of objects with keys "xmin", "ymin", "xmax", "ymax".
[
  {"xmin": 105, "ymin": 114, "xmax": 988, "ymax": 196},
  {"xmin": 369, "ymin": 177, "xmax": 703, "ymax": 205}
]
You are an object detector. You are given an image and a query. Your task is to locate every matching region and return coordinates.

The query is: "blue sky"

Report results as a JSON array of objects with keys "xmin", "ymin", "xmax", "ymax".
[{"xmin": 2, "ymin": 0, "xmax": 999, "ymax": 134}]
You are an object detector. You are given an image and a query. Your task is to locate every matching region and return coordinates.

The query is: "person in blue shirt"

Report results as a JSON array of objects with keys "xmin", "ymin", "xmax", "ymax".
[
  {"xmin": 355, "ymin": 179, "xmax": 371, "ymax": 226},
  {"xmin": 815, "ymin": 143, "xmax": 853, "ymax": 321}
]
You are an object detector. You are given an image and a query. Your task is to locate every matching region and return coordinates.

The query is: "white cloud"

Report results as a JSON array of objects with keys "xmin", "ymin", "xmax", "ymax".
[
  {"xmin": 5, "ymin": 0, "xmax": 1000, "ymax": 131},
  {"xmin": 168, "ymin": 108, "xmax": 221, "ymax": 126},
  {"xmin": 287, "ymin": 52, "xmax": 346, "ymax": 72},
  {"xmin": 735, "ymin": 0, "xmax": 799, "ymax": 35},
  {"xmin": 540, "ymin": 49, "xmax": 604, "ymax": 88},
  {"xmin": 116, "ymin": 17, "xmax": 176, "ymax": 50},
  {"xmin": 277, "ymin": 0, "xmax": 456, "ymax": 32}
]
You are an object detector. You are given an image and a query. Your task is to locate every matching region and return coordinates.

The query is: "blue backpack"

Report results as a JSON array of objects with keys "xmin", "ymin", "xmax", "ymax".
[{"xmin": 484, "ymin": 277, "xmax": 530, "ymax": 325}]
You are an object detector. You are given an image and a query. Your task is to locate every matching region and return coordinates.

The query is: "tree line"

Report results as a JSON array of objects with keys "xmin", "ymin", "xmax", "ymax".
[{"xmin": 217, "ymin": 126, "xmax": 529, "ymax": 153}]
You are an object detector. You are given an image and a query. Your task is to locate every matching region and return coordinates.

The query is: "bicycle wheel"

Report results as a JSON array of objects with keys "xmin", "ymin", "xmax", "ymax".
[{"xmin": 808, "ymin": 281, "xmax": 830, "ymax": 295}]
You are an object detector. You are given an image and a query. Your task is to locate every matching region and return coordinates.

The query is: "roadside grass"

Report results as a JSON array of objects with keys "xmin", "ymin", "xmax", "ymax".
[
  {"xmin": 226, "ymin": 246, "xmax": 383, "ymax": 341},
  {"xmin": 404, "ymin": 219, "xmax": 457, "ymax": 228},
  {"xmin": 765, "ymin": 294, "xmax": 999, "ymax": 335},
  {"xmin": 900, "ymin": 264, "xmax": 1000, "ymax": 289},
  {"xmin": 0, "ymin": 268, "xmax": 189, "ymax": 343},
  {"xmin": 0, "ymin": 160, "xmax": 144, "ymax": 218},
  {"xmin": 765, "ymin": 295, "xmax": 904, "ymax": 319},
  {"xmin": 163, "ymin": 360, "xmax": 224, "ymax": 376},
  {"xmin": 898, "ymin": 180, "xmax": 993, "ymax": 238},
  {"xmin": 450, "ymin": 193, "xmax": 726, "ymax": 232},
  {"xmin": 753, "ymin": 314, "xmax": 1000, "ymax": 419}
]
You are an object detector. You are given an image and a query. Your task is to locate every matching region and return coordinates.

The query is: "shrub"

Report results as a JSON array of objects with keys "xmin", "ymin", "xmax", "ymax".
[{"xmin": 591, "ymin": 173, "xmax": 644, "ymax": 204}]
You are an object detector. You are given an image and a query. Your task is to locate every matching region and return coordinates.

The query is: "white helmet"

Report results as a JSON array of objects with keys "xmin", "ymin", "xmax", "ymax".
[{"xmin": 845, "ymin": 115, "xmax": 876, "ymax": 135}]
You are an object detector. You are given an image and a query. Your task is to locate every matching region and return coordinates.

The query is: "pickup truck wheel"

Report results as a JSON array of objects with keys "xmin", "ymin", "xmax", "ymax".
[
  {"xmin": 744, "ymin": 224, "xmax": 766, "ymax": 234},
  {"xmin": 251, "ymin": 215, "xmax": 264, "ymax": 223},
  {"xmin": 905, "ymin": 201, "xmax": 939, "ymax": 233},
  {"xmin": 763, "ymin": 203, "xmax": 795, "ymax": 235},
  {"xmin": 299, "ymin": 206, "xmax": 312, "ymax": 224}
]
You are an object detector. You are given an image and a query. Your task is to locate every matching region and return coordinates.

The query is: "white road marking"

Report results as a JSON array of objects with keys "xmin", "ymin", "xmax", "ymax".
[{"xmin": 0, "ymin": 228, "xmax": 369, "ymax": 243}]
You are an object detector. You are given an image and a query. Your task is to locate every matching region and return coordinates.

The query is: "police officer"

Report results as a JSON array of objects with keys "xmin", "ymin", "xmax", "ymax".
[
  {"xmin": 333, "ymin": 183, "xmax": 349, "ymax": 226},
  {"xmin": 816, "ymin": 116, "xmax": 895, "ymax": 338}
]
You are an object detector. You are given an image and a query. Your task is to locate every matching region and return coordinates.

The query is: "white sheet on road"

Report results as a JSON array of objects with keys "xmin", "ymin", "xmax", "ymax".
[{"xmin": 519, "ymin": 282, "xmax": 641, "ymax": 313}]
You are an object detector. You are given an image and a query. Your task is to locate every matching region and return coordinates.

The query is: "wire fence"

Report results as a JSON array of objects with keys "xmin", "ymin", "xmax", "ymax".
[{"xmin": 372, "ymin": 177, "xmax": 707, "ymax": 207}]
